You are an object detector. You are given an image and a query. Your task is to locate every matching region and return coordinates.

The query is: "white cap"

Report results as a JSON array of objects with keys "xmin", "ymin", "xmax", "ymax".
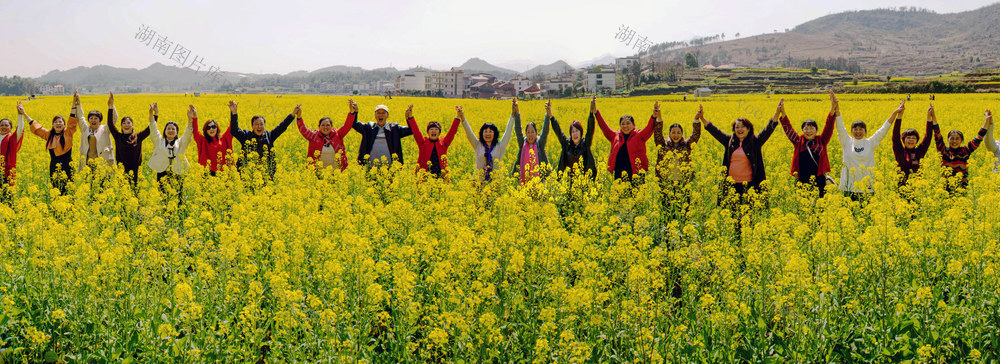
[{"xmin": 375, "ymin": 105, "xmax": 389, "ymax": 113}]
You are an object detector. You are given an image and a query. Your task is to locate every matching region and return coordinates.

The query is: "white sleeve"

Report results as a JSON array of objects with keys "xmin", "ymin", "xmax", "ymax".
[
  {"xmin": 497, "ymin": 115, "xmax": 516, "ymax": 155},
  {"xmin": 869, "ymin": 120, "xmax": 892, "ymax": 146},
  {"xmin": 149, "ymin": 115, "xmax": 161, "ymax": 143},
  {"xmin": 836, "ymin": 115, "xmax": 849, "ymax": 147},
  {"xmin": 179, "ymin": 118, "xmax": 194, "ymax": 150},
  {"xmin": 15, "ymin": 115, "xmax": 24, "ymax": 139},
  {"xmin": 461, "ymin": 118, "xmax": 477, "ymax": 148},
  {"xmin": 985, "ymin": 122, "xmax": 997, "ymax": 153}
]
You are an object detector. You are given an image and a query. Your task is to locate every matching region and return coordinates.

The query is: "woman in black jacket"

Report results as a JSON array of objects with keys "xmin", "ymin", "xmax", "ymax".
[
  {"xmin": 550, "ymin": 97, "xmax": 597, "ymax": 182},
  {"xmin": 106, "ymin": 92, "xmax": 150, "ymax": 188},
  {"xmin": 703, "ymin": 100, "xmax": 781, "ymax": 240},
  {"xmin": 703, "ymin": 100, "xmax": 781, "ymax": 201}
]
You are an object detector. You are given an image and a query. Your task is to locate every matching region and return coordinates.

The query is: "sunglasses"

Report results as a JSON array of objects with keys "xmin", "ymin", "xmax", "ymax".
[{"xmin": 206, "ymin": 125, "xmax": 218, "ymax": 130}]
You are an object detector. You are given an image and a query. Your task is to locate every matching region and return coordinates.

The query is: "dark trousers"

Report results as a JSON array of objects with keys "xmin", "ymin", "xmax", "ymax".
[
  {"xmin": 797, "ymin": 174, "xmax": 827, "ymax": 198},
  {"xmin": 157, "ymin": 171, "xmax": 183, "ymax": 200},
  {"xmin": 49, "ymin": 152, "xmax": 73, "ymax": 195}
]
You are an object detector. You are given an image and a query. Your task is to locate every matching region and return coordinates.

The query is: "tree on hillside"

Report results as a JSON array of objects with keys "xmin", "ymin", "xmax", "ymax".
[{"xmin": 685, "ymin": 53, "xmax": 699, "ymax": 69}]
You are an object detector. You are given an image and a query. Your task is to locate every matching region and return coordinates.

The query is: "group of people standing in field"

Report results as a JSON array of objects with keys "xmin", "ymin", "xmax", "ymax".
[{"xmin": 1, "ymin": 90, "xmax": 997, "ymax": 206}]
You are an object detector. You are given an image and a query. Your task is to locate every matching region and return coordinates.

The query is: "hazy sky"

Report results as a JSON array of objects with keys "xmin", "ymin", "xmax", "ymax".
[{"xmin": 1, "ymin": 0, "xmax": 996, "ymax": 77}]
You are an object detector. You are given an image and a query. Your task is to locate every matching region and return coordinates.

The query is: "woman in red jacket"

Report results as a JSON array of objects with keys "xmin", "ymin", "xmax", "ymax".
[
  {"xmin": 405, "ymin": 104, "xmax": 461, "ymax": 180},
  {"xmin": 0, "ymin": 102, "xmax": 27, "ymax": 201},
  {"xmin": 595, "ymin": 99, "xmax": 657, "ymax": 184},
  {"xmin": 296, "ymin": 99, "xmax": 355, "ymax": 172},
  {"xmin": 777, "ymin": 93, "xmax": 837, "ymax": 198},
  {"xmin": 192, "ymin": 101, "xmax": 236, "ymax": 176}
]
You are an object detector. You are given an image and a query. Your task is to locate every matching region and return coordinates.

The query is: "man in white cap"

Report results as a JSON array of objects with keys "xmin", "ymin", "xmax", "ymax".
[{"xmin": 352, "ymin": 104, "xmax": 413, "ymax": 167}]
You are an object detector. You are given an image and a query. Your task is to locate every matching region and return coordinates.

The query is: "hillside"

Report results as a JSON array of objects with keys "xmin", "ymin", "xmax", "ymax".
[{"xmin": 647, "ymin": 4, "xmax": 1000, "ymax": 76}]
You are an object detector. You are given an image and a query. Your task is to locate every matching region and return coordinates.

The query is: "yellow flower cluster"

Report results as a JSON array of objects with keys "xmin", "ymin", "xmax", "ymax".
[{"xmin": 0, "ymin": 93, "xmax": 998, "ymax": 362}]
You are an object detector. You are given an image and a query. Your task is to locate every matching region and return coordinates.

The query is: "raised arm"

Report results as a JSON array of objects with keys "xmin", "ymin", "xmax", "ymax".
[
  {"xmin": 916, "ymin": 117, "xmax": 933, "ymax": 155},
  {"xmin": 148, "ymin": 103, "xmax": 162, "ymax": 144},
  {"xmin": 869, "ymin": 104, "xmax": 898, "ymax": 145},
  {"xmin": 405, "ymin": 104, "xmax": 424, "ymax": 144},
  {"xmin": 930, "ymin": 106, "xmax": 945, "ymax": 153},
  {"xmin": 296, "ymin": 115, "xmax": 319, "ymax": 142},
  {"xmin": 595, "ymin": 110, "xmax": 615, "ymax": 141},
  {"xmin": 442, "ymin": 116, "xmax": 461, "ymax": 147},
  {"xmin": 968, "ymin": 111, "xmax": 992, "ymax": 151},
  {"xmin": 688, "ymin": 112, "xmax": 702, "ymax": 144},
  {"xmin": 636, "ymin": 101, "xmax": 658, "ymax": 141},
  {"xmin": 338, "ymin": 100, "xmax": 358, "ymax": 138},
  {"xmin": 106, "ymin": 93, "xmax": 121, "ymax": 138},
  {"xmin": 985, "ymin": 110, "xmax": 997, "ymax": 153},
  {"xmin": 891, "ymin": 112, "xmax": 903, "ymax": 153},
  {"xmin": 228, "ymin": 101, "xmax": 248, "ymax": 142},
  {"xmin": 585, "ymin": 107, "xmax": 596, "ymax": 146},
  {"xmin": 269, "ymin": 111, "xmax": 296, "ymax": 140},
  {"xmin": 459, "ymin": 107, "xmax": 478, "ymax": 149},
  {"xmin": 756, "ymin": 102, "xmax": 782, "ymax": 145},
  {"xmin": 67, "ymin": 93, "xmax": 80, "ymax": 136},
  {"xmin": 187, "ymin": 104, "xmax": 204, "ymax": 145},
  {"xmin": 550, "ymin": 114, "xmax": 567, "ymax": 146},
  {"xmin": 538, "ymin": 102, "xmax": 551, "ymax": 147},
  {"xmin": 178, "ymin": 115, "xmax": 194, "ymax": 150},
  {"xmin": 513, "ymin": 102, "xmax": 525, "ymax": 147},
  {"xmin": 776, "ymin": 99, "xmax": 798, "ymax": 144},
  {"xmin": 497, "ymin": 113, "xmax": 517, "ymax": 154},
  {"xmin": 652, "ymin": 116, "xmax": 665, "ymax": 147},
  {"xmin": 20, "ymin": 102, "xmax": 49, "ymax": 139},
  {"xmin": 701, "ymin": 107, "xmax": 731, "ymax": 145},
  {"xmin": 14, "ymin": 102, "xmax": 27, "ymax": 140}
]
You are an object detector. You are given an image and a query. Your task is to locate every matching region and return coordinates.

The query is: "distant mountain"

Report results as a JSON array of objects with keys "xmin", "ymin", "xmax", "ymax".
[
  {"xmin": 457, "ymin": 58, "xmax": 519, "ymax": 77},
  {"xmin": 645, "ymin": 3, "xmax": 1000, "ymax": 76},
  {"xmin": 35, "ymin": 63, "xmax": 246, "ymax": 91},
  {"xmin": 575, "ymin": 53, "xmax": 617, "ymax": 68},
  {"xmin": 524, "ymin": 60, "xmax": 575, "ymax": 76}
]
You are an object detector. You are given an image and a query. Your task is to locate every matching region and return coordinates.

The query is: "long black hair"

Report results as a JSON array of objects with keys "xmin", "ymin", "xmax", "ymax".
[
  {"xmin": 163, "ymin": 121, "xmax": 180, "ymax": 142},
  {"xmin": 47, "ymin": 115, "xmax": 67, "ymax": 149},
  {"xmin": 479, "ymin": 123, "xmax": 500, "ymax": 148}
]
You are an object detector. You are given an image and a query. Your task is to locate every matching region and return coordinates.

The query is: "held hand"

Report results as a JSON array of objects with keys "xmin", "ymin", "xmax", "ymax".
[
  {"xmin": 774, "ymin": 98, "xmax": 785, "ymax": 119},
  {"xmin": 108, "ymin": 92, "xmax": 114, "ymax": 108},
  {"xmin": 73, "ymin": 89, "xmax": 80, "ymax": 105},
  {"xmin": 928, "ymin": 104, "xmax": 937, "ymax": 124},
  {"xmin": 228, "ymin": 100, "xmax": 238, "ymax": 114},
  {"xmin": 151, "ymin": 102, "xmax": 159, "ymax": 116},
  {"xmin": 348, "ymin": 99, "xmax": 358, "ymax": 113},
  {"xmin": 188, "ymin": 104, "xmax": 197, "ymax": 119},
  {"xmin": 986, "ymin": 109, "xmax": 993, "ymax": 127},
  {"xmin": 829, "ymin": 90, "xmax": 839, "ymax": 114},
  {"xmin": 512, "ymin": 99, "xmax": 519, "ymax": 115},
  {"xmin": 590, "ymin": 95, "xmax": 597, "ymax": 113},
  {"xmin": 895, "ymin": 100, "xmax": 905, "ymax": 116},
  {"xmin": 456, "ymin": 106, "xmax": 464, "ymax": 120},
  {"xmin": 653, "ymin": 101, "xmax": 661, "ymax": 120},
  {"xmin": 405, "ymin": 104, "xmax": 413, "ymax": 119},
  {"xmin": 17, "ymin": 101, "xmax": 25, "ymax": 115},
  {"xmin": 293, "ymin": 104, "xmax": 302, "ymax": 118},
  {"xmin": 695, "ymin": 104, "xmax": 704, "ymax": 122},
  {"xmin": 545, "ymin": 100, "xmax": 552, "ymax": 118}
]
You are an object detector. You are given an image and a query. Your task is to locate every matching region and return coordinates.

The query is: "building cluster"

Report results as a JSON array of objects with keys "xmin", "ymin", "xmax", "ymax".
[{"xmin": 389, "ymin": 58, "xmax": 636, "ymax": 98}]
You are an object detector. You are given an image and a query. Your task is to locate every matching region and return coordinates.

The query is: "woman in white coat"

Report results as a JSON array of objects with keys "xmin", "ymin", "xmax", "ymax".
[
  {"xmin": 837, "ymin": 96, "xmax": 897, "ymax": 202},
  {"xmin": 147, "ymin": 103, "xmax": 194, "ymax": 196},
  {"xmin": 985, "ymin": 110, "xmax": 999, "ymax": 171},
  {"xmin": 460, "ymin": 100, "xmax": 518, "ymax": 181}
]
